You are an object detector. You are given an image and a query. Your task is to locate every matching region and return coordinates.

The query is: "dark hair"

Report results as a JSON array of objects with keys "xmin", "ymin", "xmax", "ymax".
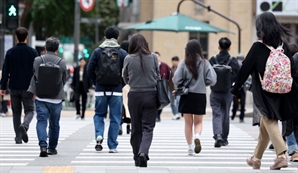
[
  {"xmin": 154, "ymin": 52, "xmax": 160, "ymax": 56},
  {"xmin": 218, "ymin": 37, "xmax": 231, "ymax": 50},
  {"xmin": 289, "ymin": 43, "xmax": 298, "ymax": 56},
  {"xmin": 120, "ymin": 40, "xmax": 129, "ymax": 52},
  {"xmin": 45, "ymin": 37, "xmax": 60, "ymax": 52},
  {"xmin": 172, "ymin": 56, "xmax": 179, "ymax": 61},
  {"xmin": 79, "ymin": 58, "xmax": 87, "ymax": 62},
  {"xmin": 104, "ymin": 26, "xmax": 119, "ymax": 39},
  {"xmin": 185, "ymin": 39, "xmax": 205, "ymax": 80},
  {"xmin": 15, "ymin": 27, "xmax": 28, "ymax": 42},
  {"xmin": 256, "ymin": 12, "xmax": 291, "ymax": 48},
  {"xmin": 128, "ymin": 34, "xmax": 151, "ymax": 72}
]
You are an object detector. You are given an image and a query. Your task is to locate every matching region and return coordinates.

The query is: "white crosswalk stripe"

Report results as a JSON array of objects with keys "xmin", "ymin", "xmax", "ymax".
[
  {"xmin": 0, "ymin": 116, "xmax": 90, "ymax": 166},
  {"xmin": 71, "ymin": 117, "xmax": 297, "ymax": 171}
]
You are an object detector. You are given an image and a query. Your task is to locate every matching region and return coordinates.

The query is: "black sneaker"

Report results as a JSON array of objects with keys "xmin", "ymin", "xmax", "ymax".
[
  {"xmin": 118, "ymin": 126, "xmax": 123, "ymax": 135},
  {"xmin": 19, "ymin": 125, "xmax": 28, "ymax": 143},
  {"xmin": 95, "ymin": 136, "xmax": 103, "ymax": 151},
  {"xmin": 269, "ymin": 144, "xmax": 274, "ymax": 150},
  {"xmin": 39, "ymin": 147, "xmax": 48, "ymax": 157},
  {"xmin": 15, "ymin": 137, "xmax": 22, "ymax": 144},
  {"xmin": 214, "ymin": 134, "xmax": 223, "ymax": 148},
  {"xmin": 221, "ymin": 140, "xmax": 229, "ymax": 146},
  {"xmin": 135, "ymin": 160, "xmax": 140, "ymax": 167},
  {"xmin": 47, "ymin": 148, "xmax": 58, "ymax": 155},
  {"xmin": 139, "ymin": 153, "xmax": 148, "ymax": 167}
]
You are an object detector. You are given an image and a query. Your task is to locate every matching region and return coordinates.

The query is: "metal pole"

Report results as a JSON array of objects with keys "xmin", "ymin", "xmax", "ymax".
[
  {"xmin": 95, "ymin": 0, "xmax": 98, "ymax": 44},
  {"xmin": 73, "ymin": 0, "xmax": 80, "ymax": 67},
  {"xmin": 177, "ymin": 0, "xmax": 242, "ymax": 54},
  {"xmin": 0, "ymin": 0, "xmax": 5, "ymax": 70}
]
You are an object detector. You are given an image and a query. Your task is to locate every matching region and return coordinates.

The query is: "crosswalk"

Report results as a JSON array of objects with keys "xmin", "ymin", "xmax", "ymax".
[
  {"xmin": 0, "ymin": 115, "xmax": 90, "ymax": 166},
  {"xmin": 71, "ymin": 117, "xmax": 298, "ymax": 171}
]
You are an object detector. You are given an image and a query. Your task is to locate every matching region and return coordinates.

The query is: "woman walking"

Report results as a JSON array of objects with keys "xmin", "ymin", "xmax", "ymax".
[
  {"xmin": 71, "ymin": 58, "xmax": 92, "ymax": 120},
  {"xmin": 122, "ymin": 34, "xmax": 159, "ymax": 167},
  {"xmin": 231, "ymin": 12, "xmax": 294, "ymax": 170},
  {"xmin": 173, "ymin": 39, "xmax": 217, "ymax": 155}
]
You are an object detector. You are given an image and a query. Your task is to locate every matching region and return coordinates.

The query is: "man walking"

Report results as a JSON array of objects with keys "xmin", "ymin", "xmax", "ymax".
[
  {"xmin": 27, "ymin": 37, "xmax": 67, "ymax": 157},
  {"xmin": 169, "ymin": 56, "xmax": 181, "ymax": 120},
  {"xmin": 209, "ymin": 37, "xmax": 240, "ymax": 147},
  {"xmin": 0, "ymin": 27, "xmax": 38, "ymax": 144},
  {"xmin": 87, "ymin": 26, "xmax": 127, "ymax": 153}
]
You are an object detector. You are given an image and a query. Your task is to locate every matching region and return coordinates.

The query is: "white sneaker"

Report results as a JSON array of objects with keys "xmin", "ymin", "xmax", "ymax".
[
  {"xmin": 109, "ymin": 149, "xmax": 118, "ymax": 153},
  {"xmin": 1, "ymin": 113, "xmax": 6, "ymax": 117},
  {"xmin": 172, "ymin": 114, "xmax": 180, "ymax": 120},
  {"xmin": 95, "ymin": 136, "xmax": 103, "ymax": 151},
  {"xmin": 188, "ymin": 149, "xmax": 194, "ymax": 156},
  {"xmin": 76, "ymin": 114, "xmax": 80, "ymax": 119}
]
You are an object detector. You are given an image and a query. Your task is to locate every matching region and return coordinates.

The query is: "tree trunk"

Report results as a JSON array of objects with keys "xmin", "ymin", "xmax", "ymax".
[{"xmin": 20, "ymin": 0, "xmax": 34, "ymax": 27}]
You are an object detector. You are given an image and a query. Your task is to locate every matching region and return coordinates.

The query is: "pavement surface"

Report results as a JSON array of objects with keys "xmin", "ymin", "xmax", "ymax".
[{"xmin": 0, "ymin": 106, "xmax": 298, "ymax": 173}]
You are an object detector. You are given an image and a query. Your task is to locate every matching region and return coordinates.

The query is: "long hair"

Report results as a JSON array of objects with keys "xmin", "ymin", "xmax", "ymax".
[
  {"xmin": 185, "ymin": 39, "xmax": 205, "ymax": 80},
  {"xmin": 256, "ymin": 12, "xmax": 291, "ymax": 48},
  {"xmin": 128, "ymin": 34, "xmax": 151, "ymax": 72}
]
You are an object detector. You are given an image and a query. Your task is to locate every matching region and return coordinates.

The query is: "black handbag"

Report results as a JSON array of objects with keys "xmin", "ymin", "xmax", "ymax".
[
  {"xmin": 69, "ymin": 92, "xmax": 75, "ymax": 102},
  {"xmin": 157, "ymin": 75, "xmax": 170, "ymax": 110},
  {"xmin": 175, "ymin": 78, "xmax": 193, "ymax": 96}
]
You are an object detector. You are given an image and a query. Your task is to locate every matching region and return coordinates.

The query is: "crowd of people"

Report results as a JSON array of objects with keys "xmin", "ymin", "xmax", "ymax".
[{"xmin": 1, "ymin": 11, "xmax": 298, "ymax": 170}]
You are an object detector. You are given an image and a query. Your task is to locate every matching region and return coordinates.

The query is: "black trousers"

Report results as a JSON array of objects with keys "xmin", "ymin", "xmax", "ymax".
[
  {"xmin": 231, "ymin": 89, "xmax": 246, "ymax": 121},
  {"xmin": 75, "ymin": 82, "xmax": 87, "ymax": 118},
  {"xmin": 10, "ymin": 90, "xmax": 34, "ymax": 138},
  {"xmin": 128, "ymin": 91, "xmax": 157, "ymax": 161}
]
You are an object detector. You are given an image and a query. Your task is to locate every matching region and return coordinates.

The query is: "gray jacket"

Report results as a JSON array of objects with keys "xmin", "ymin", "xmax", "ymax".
[
  {"xmin": 173, "ymin": 58, "xmax": 217, "ymax": 94},
  {"xmin": 123, "ymin": 53, "xmax": 159, "ymax": 92},
  {"xmin": 27, "ymin": 52, "xmax": 67, "ymax": 100}
]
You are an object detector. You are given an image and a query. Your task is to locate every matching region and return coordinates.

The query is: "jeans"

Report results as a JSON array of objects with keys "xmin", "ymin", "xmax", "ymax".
[
  {"xmin": 93, "ymin": 96, "xmax": 122, "ymax": 149},
  {"xmin": 36, "ymin": 100, "xmax": 62, "ymax": 149},
  {"xmin": 168, "ymin": 89, "xmax": 180, "ymax": 115},
  {"xmin": 285, "ymin": 132, "xmax": 298, "ymax": 156}
]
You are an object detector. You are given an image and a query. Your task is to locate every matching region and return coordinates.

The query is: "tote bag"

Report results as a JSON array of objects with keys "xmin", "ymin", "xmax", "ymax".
[{"xmin": 157, "ymin": 75, "xmax": 170, "ymax": 110}]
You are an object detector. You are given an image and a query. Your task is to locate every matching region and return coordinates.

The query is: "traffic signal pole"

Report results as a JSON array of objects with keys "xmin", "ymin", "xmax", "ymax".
[
  {"xmin": 0, "ymin": 0, "xmax": 4, "ymax": 70},
  {"xmin": 73, "ymin": 0, "xmax": 80, "ymax": 67}
]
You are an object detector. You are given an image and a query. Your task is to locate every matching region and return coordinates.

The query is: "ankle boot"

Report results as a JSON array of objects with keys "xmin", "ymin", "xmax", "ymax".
[{"xmin": 127, "ymin": 125, "xmax": 130, "ymax": 134}]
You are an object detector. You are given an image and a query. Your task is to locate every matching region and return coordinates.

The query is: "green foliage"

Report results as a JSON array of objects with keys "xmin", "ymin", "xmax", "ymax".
[{"xmin": 29, "ymin": 0, "xmax": 119, "ymax": 45}]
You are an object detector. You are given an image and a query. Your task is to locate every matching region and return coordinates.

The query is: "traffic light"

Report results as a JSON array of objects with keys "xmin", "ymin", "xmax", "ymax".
[
  {"xmin": 6, "ymin": 0, "xmax": 19, "ymax": 30},
  {"xmin": 82, "ymin": 48, "xmax": 90, "ymax": 58}
]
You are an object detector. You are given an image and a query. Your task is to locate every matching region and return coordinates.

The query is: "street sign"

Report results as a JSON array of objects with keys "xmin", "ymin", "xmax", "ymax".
[
  {"xmin": 80, "ymin": 0, "xmax": 95, "ymax": 12},
  {"xmin": 116, "ymin": 0, "xmax": 130, "ymax": 8}
]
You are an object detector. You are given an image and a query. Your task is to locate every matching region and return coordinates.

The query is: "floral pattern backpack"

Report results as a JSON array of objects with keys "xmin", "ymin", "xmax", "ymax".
[{"xmin": 259, "ymin": 41, "xmax": 292, "ymax": 94}]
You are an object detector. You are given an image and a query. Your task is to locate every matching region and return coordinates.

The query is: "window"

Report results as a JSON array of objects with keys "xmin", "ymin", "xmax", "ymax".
[{"xmin": 189, "ymin": 32, "xmax": 208, "ymax": 58}]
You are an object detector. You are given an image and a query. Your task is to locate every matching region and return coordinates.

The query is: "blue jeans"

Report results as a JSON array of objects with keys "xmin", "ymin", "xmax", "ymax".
[
  {"xmin": 94, "ymin": 96, "xmax": 122, "ymax": 149},
  {"xmin": 168, "ymin": 90, "xmax": 180, "ymax": 115},
  {"xmin": 285, "ymin": 132, "xmax": 298, "ymax": 155},
  {"xmin": 36, "ymin": 100, "xmax": 62, "ymax": 149}
]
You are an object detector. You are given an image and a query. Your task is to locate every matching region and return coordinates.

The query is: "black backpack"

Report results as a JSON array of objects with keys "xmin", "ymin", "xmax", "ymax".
[
  {"xmin": 210, "ymin": 55, "xmax": 233, "ymax": 93},
  {"xmin": 96, "ymin": 47, "xmax": 121, "ymax": 86},
  {"xmin": 36, "ymin": 55, "xmax": 63, "ymax": 98}
]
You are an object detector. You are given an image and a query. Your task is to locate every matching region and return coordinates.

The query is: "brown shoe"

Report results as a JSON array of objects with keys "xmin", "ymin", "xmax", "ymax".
[
  {"xmin": 246, "ymin": 156, "xmax": 261, "ymax": 169},
  {"xmin": 290, "ymin": 153, "xmax": 298, "ymax": 162},
  {"xmin": 270, "ymin": 156, "xmax": 288, "ymax": 170}
]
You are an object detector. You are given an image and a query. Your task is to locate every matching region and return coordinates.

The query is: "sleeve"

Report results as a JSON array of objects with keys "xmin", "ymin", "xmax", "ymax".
[
  {"xmin": 231, "ymin": 43, "xmax": 258, "ymax": 95},
  {"xmin": 71, "ymin": 68, "xmax": 76, "ymax": 89},
  {"xmin": 153, "ymin": 54, "xmax": 160, "ymax": 79},
  {"xmin": 122, "ymin": 56, "xmax": 129, "ymax": 84},
  {"xmin": 87, "ymin": 48, "xmax": 100, "ymax": 85},
  {"xmin": 1, "ymin": 53, "xmax": 10, "ymax": 90},
  {"xmin": 230, "ymin": 58, "xmax": 240, "ymax": 83},
  {"xmin": 204, "ymin": 61, "xmax": 217, "ymax": 86},
  {"xmin": 172, "ymin": 61, "xmax": 184, "ymax": 86},
  {"xmin": 61, "ymin": 61, "xmax": 68, "ymax": 85}
]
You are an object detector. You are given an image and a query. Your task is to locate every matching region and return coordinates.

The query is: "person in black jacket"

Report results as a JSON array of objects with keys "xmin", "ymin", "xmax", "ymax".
[
  {"xmin": 71, "ymin": 58, "xmax": 92, "ymax": 120},
  {"xmin": 0, "ymin": 27, "xmax": 38, "ymax": 144}
]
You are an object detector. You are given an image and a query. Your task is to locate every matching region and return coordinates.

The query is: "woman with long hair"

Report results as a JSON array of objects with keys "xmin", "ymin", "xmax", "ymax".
[
  {"xmin": 173, "ymin": 39, "xmax": 217, "ymax": 155},
  {"xmin": 71, "ymin": 58, "xmax": 92, "ymax": 120},
  {"xmin": 122, "ymin": 34, "xmax": 159, "ymax": 167},
  {"xmin": 231, "ymin": 12, "xmax": 294, "ymax": 170}
]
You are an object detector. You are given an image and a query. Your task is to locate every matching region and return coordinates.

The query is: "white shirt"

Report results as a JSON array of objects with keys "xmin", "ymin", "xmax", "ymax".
[{"xmin": 36, "ymin": 97, "xmax": 62, "ymax": 104}]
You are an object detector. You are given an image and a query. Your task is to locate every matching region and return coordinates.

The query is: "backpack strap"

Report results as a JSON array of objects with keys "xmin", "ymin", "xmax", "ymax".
[
  {"xmin": 53, "ymin": 57, "xmax": 62, "ymax": 65},
  {"xmin": 214, "ymin": 55, "xmax": 219, "ymax": 64},
  {"xmin": 41, "ymin": 55, "xmax": 46, "ymax": 63},
  {"xmin": 226, "ymin": 56, "xmax": 233, "ymax": 66}
]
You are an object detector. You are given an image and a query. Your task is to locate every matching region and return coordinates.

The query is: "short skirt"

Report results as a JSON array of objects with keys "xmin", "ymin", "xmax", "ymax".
[{"xmin": 179, "ymin": 92, "xmax": 206, "ymax": 115}]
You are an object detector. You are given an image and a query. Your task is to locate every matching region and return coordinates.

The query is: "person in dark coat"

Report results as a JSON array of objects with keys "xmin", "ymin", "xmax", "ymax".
[
  {"xmin": 231, "ymin": 12, "xmax": 294, "ymax": 170},
  {"xmin": 71, "ymin": 58, "xmax": 92, "ymax": 119}
]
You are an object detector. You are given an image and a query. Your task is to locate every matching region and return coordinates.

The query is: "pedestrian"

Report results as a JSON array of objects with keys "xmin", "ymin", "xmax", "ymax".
[
  {"xmin": 231, "ymin": 55, "xmax": 247, "ymax": 123},
  {"xmin": 119, "ymin": 40, "xmax": 131, "ymax": 135},
  {"xmin": 231, "ymin": 12, "xmax": 293, "ymax": 170},
  {"xmin": 122, "ymin": 33, "xmax": 159, "ymax": 167},
  {"xmin": 87, "ymin": 26, "xmax": 127, "ymax": 153},
  {"xmin": 0, "ymin": 27, "xmax": 38, "ymax": 144},
  {"xmin": 209, "ymin": 37, "xmax": 240, "ymax": 148},
  {"xmin": 169, "ymin": 56, "xmax": 181, "ymax": 120},
  {"xmin": 155, "ymin": 52, "xmax": 171, "ymax": 122},
  {"xmin": 71, "ymin": 58, "xmax": 92, "ymax": 120},
  {"xmin": 27, "ymin": 37, "xmax": 67, "ymax": 157},
  {"xmin": 173, "ymin": 39, "xmax": 217, "ymax": 155}
]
